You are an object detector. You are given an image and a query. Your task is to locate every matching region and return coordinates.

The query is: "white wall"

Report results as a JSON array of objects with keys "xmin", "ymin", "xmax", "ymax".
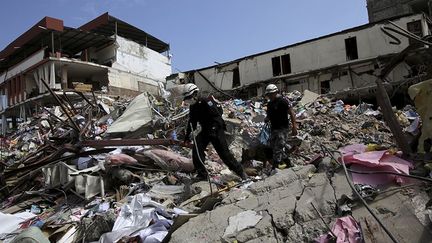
[
  {"xmin": 112, "ymin": 35, "xmax": 171, "ymax": 82},
  {"xmin": 90, "ymin": 44, "xmax": 117, "ymax": 65}
]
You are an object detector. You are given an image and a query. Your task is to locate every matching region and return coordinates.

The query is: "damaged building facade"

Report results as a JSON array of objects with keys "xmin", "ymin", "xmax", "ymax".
[
  {"xmin": 171, "ymin": 13, "xmax": 431, "ymax": 100},
  {"xmin": 367, "ymin": 0, "xmax": 432, "ymax": 22},
  {"xmin": 0, "ymin": 13, "xmax": 171, "ymax": 132}
]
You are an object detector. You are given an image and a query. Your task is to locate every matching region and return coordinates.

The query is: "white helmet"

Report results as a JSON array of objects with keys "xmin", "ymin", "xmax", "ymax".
[
  {"xmin": 183, "ymin": 83, "xmax": 199, "ymax": 100},
  {"xmin": 265, "ymin": 84, "xmax": 278, "ymax": 94}
]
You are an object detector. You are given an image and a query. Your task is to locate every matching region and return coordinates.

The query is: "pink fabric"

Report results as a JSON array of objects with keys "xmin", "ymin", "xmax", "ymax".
[
  {"xmin": 350, "ymin": 164, "xmax": 407, "ymax": 185},
  {"xmin": 339, "ymin": 145, "xmax": 413, "ymax": 186},
  {"xmin": 107, "ymin": 154, "xmax": 138, "ymax": 165},
  {"xmin": 316, "ymin": 216, "xmax": 362, "ymax": 243},
  {"xmin": 352, "ymin": 151, "xmax": 386, "ymax": 165},
  {"xmin": 144, "ymin": 149, "xmax": 194, "ymax": 172}
]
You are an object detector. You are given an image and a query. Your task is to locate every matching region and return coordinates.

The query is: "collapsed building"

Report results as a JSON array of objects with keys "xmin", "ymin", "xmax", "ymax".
[
  {"xmin": 0, "ymin": 12, "xmax": 171, "ymax": 133},
  {"xmin": 169, "ymin": 12, "xmax": 432, "ymax": 103},
  {"xmin": 0, "ymin": 1, "xmax": 432, "ymax": 242}
]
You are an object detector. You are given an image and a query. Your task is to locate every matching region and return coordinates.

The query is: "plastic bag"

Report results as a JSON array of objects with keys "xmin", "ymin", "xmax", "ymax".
[{"xmin": 258, "ymin": 123, "xmax": 271, "ymax": 145}]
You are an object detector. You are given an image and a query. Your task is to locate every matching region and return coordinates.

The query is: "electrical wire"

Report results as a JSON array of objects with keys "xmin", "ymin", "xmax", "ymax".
[
  {"xmin": 381, "ymin": 26, "xmax": 402, "ymax": 45},
  {"xmin": 387, "ymin": 20, "xmax": 430, "ymax": 42},
  {"xmin": 385, "ymin": 21, "xmax": 432, "ymax": 46},
  {"xmin": 196, "ymin": 70, "xmax": 235, "ymax": 99}
]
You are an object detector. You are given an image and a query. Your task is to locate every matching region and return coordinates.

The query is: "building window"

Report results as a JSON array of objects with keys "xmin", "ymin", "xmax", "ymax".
[
  {"xmin": 321, "ymin": 80, "xmax": 330, "ymax": 94},
  {"xmin": 232, "ymin": 67, "xmax": 240, "ymax": 88},
  {"xmin": 272, "ymin": 54, "xmax": 292, "ymax": 77},
  {"xmin": 345, "ymin": 37, "xmax": 358, "ymax": 61},
  {"xmin": 281, "ymin": 54, "xmax": 291, "ymax": 75},
  {"xmin": 272, "ymin": 57, "xmax": 281, "ymax": 76},
  {"xmin": 407, "ymin": 20, "xmax": 423, "ymax": 46}
]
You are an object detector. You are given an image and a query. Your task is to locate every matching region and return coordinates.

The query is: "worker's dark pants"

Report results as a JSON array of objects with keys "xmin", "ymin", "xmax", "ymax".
[{"xmin": 192, "ymin": 127, "xmax": 244, "ymax": 177}]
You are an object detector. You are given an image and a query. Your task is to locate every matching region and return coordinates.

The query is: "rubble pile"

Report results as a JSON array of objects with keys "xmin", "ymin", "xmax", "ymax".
[
  {"xmin": 0, "ymin": 90, "xmax": 195, "ymax": 242},
  {"xmin": 0, "ymin": 86, "xmax": 430, "ymax": 242},
  {"xmin": 219, "ymin": 90, "xmax": 419, "ymax": 168}
]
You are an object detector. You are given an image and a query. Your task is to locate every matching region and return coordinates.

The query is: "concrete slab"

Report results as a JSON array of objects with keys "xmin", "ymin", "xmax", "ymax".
[{"xmin": 171, "ymin": 168, "xmax": 432, "ymax": 243}]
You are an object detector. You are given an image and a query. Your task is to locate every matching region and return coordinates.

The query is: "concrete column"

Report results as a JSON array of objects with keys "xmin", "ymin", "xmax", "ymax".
[
  {"xmin": 61, "ymin": 65, "xmax": 68, "ymax": 89},
  {"xmin": 50, "ymin": 62, "xmax": 56, "ymax": 89}
]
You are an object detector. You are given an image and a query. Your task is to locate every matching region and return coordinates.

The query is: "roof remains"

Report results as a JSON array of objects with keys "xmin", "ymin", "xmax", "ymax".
[{"xmin": 80, "ymin": 12, "xmax": 169, "ymax": 53}]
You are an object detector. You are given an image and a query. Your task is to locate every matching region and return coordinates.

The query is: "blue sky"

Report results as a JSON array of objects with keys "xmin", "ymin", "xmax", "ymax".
[{"xmin": 0, "ymin": 0, "xmax": 368, "ymax": 71}]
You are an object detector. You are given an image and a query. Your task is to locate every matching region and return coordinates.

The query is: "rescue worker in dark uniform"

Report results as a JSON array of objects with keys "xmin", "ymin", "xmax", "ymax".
[
  {"xmin": 264, "ymin": 84, "xmax": 298, "ymax": 170},
  {"xmin": 182, "ymin": 84, "xmax": 247, "ymax": 180}
]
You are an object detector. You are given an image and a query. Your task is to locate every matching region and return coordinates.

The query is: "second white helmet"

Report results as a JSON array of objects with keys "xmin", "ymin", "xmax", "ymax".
[
  {"xmin": 265, "ymin": 84, "xmax": 278, "ymax": 94},
  {"xmin": 183, "ymin": 83, "xmax": 199, "ymax": 99}
]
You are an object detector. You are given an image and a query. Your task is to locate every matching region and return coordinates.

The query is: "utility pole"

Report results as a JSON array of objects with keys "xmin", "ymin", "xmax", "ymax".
[
  {"xmin": 375, "ymin": 77, "xmax": 412, "ymax": 154},
  {"xmin": 375, "ymin": 45, "xmax": 415, "ymax": 155}
]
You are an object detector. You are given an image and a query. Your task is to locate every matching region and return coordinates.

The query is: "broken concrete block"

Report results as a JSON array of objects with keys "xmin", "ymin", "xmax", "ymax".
[
  {"xmin": 306, "ymin": 173, "xmax": 329, "ymax": 187},
  {"xmin": 292, "ymin": 164, "xmax": 316, "ymax": 180},
  {"xmin": 300, "ymin": 90, "xmax": 320, "ymax": 106},
  {"xmin": 223, "ymin": 210, "xmax": 263, "ymax": 238},
  {"xmin": 277, "ymin": 180, "xmax": 305, "ymax": 199},
  {"xmin": 295, "ymin": 184, "xmax": 337, "ymax": 223},
  {"xmin": 332, "ymin": 172, "xmax": 354, "ymax": 202},
  {"xmin": 267, "ymin": 195, "xmax": 297, "ymax": 230},
  {"xmin": 235, "ymin": 194, "xmax": 260, "ymax": 211},
  {"xmin": 249, "ymin": 168, "xmax": 298, "ymax": 194},
  {"xmin": 234, "ymin": 212, "xmax": 275, "ymax": 242},
  {"xmin": 286, "ymin": 219, "xmax": 328, "ymax": 242}
]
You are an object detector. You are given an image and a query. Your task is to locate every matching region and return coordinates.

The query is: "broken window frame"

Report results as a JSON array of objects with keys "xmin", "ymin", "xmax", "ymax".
[
  {"xmin": 407, "ymin": 20, "xmax": 423, "ymax": 46},
  {"xmin": 281, "ymin": 54, "xmax": 291, "ymax": 75},
  {"xmin": 345, "ymin": 37, "xmax": 359, "ymax": 61},
  {"xmin": 272, "ymin": 56, "xmax": 282, "ymax": 76}
]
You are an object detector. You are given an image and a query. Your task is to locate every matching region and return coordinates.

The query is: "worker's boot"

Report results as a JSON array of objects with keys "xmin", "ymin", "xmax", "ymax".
[
  {"xmin": 240, "ymin": 171, "xmax": 248, "ymax": 180},
  {"xmin": 193, "ymin": 170, "xmax": 209, "ymax": 182},
  {"xmin": 279, "ymin": 158, "xmax": 293, "ymax": 169}
]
